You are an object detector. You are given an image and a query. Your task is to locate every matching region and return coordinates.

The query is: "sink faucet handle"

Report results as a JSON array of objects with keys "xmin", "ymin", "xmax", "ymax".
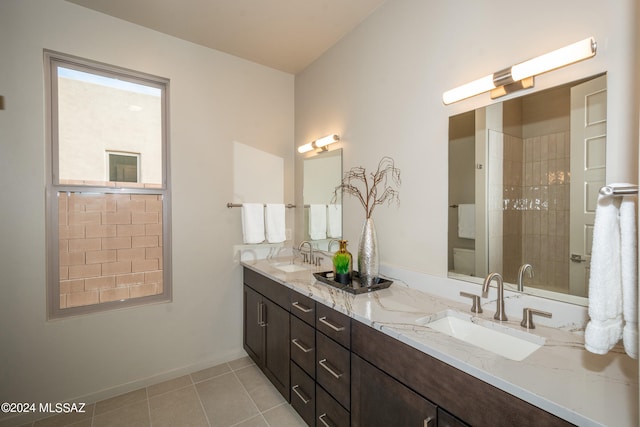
[
  {"xmin": 459, "ymin": 291, "xmax": 483, "ymax": 314},
  {"xmin": 520, "ymin": 308, "xmax": 552, "ymax": 329}
]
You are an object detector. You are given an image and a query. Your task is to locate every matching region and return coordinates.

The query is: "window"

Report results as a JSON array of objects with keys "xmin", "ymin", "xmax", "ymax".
[
  {"xmin": 45, "ymin": 51, "xmax": 171, "ymax": 319},
  {"xmin": 108, "ymin": 152, "xmax": 140, "ymax": 183}
]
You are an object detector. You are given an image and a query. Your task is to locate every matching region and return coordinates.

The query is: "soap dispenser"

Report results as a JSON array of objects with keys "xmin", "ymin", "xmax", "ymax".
[{"xmin": 332, "ymin": 240, "xmax": 353, "ymax": 285}]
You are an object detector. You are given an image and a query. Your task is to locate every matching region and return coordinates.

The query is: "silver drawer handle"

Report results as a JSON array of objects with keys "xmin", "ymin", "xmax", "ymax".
[
  {"xmin": 318, "ymin": 359, "xmax": 343, "ymax": 379},
  {"xmin": 292, "ymin": 301, "xmax": 313, "ymax": 313},
  {"xmin": 424, "ymin": 416, "xmax": 434, "ymax": 427},
  {"xmin": 257, "ymin": 302, "xmax": 267, "ymax": 327},
  {"xmin": 292, "ymin": 385, "xmax": 310, "ymax": 404},
  {"xmin": 318, "ymin": 316, "xmax": 345, "ymax": 332},
  {"xmin": 318, "ymin": 413, "xmax": 332, "ymax": 427},
  {"xmin": 291, "ymin": 338, "xmax": 313, "ymax": 353}
]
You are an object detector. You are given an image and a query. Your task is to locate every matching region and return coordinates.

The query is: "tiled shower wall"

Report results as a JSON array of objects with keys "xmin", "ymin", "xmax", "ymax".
[
  {"xmin": 502, "ymin": 131, "xmax": 570, "ymax": 293},
  {"xmin": 58, "ymin": 192, "xmax": 163, "ymax": 309}
]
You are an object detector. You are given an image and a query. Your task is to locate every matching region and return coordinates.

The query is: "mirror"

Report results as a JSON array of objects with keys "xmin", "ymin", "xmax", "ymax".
[
  {"xmin": 448, "ymin": 74, "xmax": 607, "ymax": 305},
  {"xmin": 303, "ymin": 149, "xmax": 343, "ymax": 251}
]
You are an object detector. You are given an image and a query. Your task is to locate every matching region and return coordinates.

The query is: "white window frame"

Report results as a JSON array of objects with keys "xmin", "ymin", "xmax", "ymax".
[
  {"xmin": 106, "ymin": 151, "xmax": 141, "ymax": 183},
  {"xmin": 44, "ymin": 50, "xmax": 172, "ymax": 319}
]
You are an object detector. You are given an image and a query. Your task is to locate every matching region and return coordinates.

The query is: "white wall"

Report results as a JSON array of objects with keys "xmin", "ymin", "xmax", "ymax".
[
  {"xmin": 295, "ymin": 0, "xmax": 639, "ymax": 277},
  {"xmin": 0, "ymin": 0, "xmax": 294, "ymax": 416}
]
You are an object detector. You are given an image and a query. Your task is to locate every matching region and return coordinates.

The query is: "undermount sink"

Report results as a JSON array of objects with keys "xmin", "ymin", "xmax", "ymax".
[
  {"xmin": 416, "ymin": 310, "xmax": 545, "ymax": 361},
  {"xmin": 271, "ymin": 262, "xmax": 313, "ymax": 273}
]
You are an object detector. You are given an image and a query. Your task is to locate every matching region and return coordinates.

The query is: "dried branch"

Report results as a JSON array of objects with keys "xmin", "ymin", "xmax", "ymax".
[{"xmin": 334, "ymin": 156, "xmax": 401, "ymax": 218}]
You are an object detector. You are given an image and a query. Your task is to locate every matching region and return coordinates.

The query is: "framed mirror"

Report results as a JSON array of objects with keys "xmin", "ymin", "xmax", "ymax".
[
  {"xmin": 302, "ymin": 149, "xmax": 342, "ymax": 251},
  {"xmin": 448, "ymin": 73, "xmax": 607, "ymax": 305}
]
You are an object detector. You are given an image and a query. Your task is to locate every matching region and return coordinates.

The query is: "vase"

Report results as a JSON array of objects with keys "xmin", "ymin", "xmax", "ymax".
[
  {"xmin": 332, "ymin": 240, "xmax": 353, "ymax": 285},
  {"xmin": 358, "ymin": 217, "xmax": 379, "ymax": 287}
]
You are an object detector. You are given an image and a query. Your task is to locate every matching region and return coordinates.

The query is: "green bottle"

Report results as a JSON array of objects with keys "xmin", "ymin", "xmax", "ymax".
[{"xmin": 333, "ymin": 240, "xmax": 353, "ymax": 285}]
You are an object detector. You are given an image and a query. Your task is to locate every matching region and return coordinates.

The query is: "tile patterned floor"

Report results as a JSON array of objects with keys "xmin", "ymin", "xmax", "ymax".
[{"xmin": 16, "ymin": 357, "xmax": 306, "ymax": 427}]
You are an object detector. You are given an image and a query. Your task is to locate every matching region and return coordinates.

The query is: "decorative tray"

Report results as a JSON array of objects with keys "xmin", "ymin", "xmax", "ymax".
[{"xmin": 313, "ymin": 271, "xmax": 393, "ymax": 294}]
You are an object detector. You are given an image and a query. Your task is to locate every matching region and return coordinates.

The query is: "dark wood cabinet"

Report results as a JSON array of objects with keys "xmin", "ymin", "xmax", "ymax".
[
  {"xmin": 351, "ymin": 320, "xmax": 572, "ymax": 427},
  {"xmin": 243, "ymin": 285, "xmax": 264, "ymax": 366},
  {"xmin": 351, "ymin": 353, "xmax": 437, "ymax": 427},
  {"xmin": 244, "ymin": 268, "xmax": 573, "ymax": 427},
  {"xmin": 291, "ymin": 315, "xmax": 316, "ymax": 377},
  {"xmin": 262, "ymin": 296, "xmax": 290, "ymax": 399},
  {"xmin": 316, "ymin": 331, "xmax": 350, "ymax": 410},
  {"xmin": 316, "ymin": 384, "xmax": 350, "ymax": 427},
  {"xmin": 291, "ymin": 361, "xmax": 316, "ymax": 426},
  {"xmin": 243, "ymin": 269, "xmax": 291, "ymax": 401}
]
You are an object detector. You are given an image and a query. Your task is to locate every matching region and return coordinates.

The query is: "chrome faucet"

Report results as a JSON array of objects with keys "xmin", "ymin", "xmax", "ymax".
[
  {"xmin": 517, "ymin": 263, "xmax": 534, "ymax": 292},
  {"xmin": 298, "ymin": 241, "xmax": 314, "ymax": 264},
  {"xmin": 482, "ymin": 272, "xmax": 508, "ymax": 321},
  {"xmin": 328, "ymin": 239, "xmax": 340, "ymax": 252}
]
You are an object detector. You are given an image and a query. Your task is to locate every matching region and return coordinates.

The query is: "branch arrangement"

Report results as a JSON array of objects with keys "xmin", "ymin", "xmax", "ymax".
[{"xmin": 335, "ymin": 156, "xmax": 401, "ymax": 219}]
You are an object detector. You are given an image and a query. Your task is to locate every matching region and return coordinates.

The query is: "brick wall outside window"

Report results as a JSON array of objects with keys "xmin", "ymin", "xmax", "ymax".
[{"xmin": 58, "ymin": 192, "xmax": 163, "ymax": 309}]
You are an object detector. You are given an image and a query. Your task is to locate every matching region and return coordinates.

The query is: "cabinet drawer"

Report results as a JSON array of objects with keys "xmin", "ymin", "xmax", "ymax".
[
  {"xmin": 291, "ymin": 315, "xmax": 316, "ymax": 377},
  {"xmin": 316, "ymin": 332, "xmax": 350, "ymax": 410},
  {"xmin": 243, "ymin": 267, "xmax": 290, "ymax": 309},
  {"xmin": 291, "ymin": 361, "xmax": 316, "ymax": 426},
  {"xmin": 290, "ymin": 291, "xmax": 316, "ymax": 326},
  {"xmin": 438, "ymin": 408, "xmax": 470, "ymax": 427},
  {"xmin": 316, "ymin": 384, "xmax": 350, "ymax": 427},
  {"xmin": 316, "ymin": 304, "xmax": 351, "ymax": 349}
]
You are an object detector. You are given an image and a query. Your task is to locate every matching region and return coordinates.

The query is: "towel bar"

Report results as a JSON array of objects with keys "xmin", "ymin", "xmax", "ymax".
[
  {"xmin": 227, "ymin": 203, "xmax": 296, "ymax": 208},
  {"xmin": 599, "ymin": 185, "xmax": 638, "ymax": 196}
]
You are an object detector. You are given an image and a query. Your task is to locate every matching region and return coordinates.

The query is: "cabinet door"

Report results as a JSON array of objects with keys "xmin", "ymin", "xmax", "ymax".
[
  {"xmin": 243, "ymin": 285, "xmax": 264, "ymax": 365},
  {"xmin": 263, "ymin": 297, "xmax": 291, "ymax": 400},
  {"xmin": 351, "ymin": 354, "xmax": 437, "ymax": 427}
]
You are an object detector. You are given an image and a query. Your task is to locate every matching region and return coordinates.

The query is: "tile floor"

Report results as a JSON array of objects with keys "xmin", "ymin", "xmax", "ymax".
[{"xmin": 16, "ymin": 356, "xmax": 306, "ymax": 427}]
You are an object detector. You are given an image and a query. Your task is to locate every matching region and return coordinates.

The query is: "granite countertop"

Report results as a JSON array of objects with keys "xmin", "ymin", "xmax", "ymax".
[{"xmin": 241, "ymin": 255, "xmax": 638, "ymax": 427}]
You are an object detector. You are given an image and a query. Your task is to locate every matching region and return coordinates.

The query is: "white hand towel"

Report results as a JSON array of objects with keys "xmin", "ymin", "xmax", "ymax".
[
  {"xmin": 585, "ymin": 193, "xmax": 623, "ymax": 355},
  {"xmin": 327, "ymin": 204, "xmax": 342, "ymax": 238},
  {"xmin": 620, "ymin": 195, "xmax": 638, "ymax": 359},
  {"xmin": 309, "ymin": 204, "xmax": 327, "ymax": 240},
  {"xmin": 265, "ymin": 204, "xmax": 286, "ymax": 243},
  {"xmin": 241, "ymin": 203, "xmax": 265, "ymax": 244},
  {"xmin": 458, "ymin": 204, "xmax": 475, "ymax": 239}
]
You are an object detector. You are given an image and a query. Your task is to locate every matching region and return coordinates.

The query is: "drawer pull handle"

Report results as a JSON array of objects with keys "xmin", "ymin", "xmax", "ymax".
[
  {"xmin": 257, "ymin": 302, "xmax": 267, "ymax": 327},
  {"xmin": 318, "ymin": 359, "xmax": 343, "ymax": 379},
  {"xmin": 292, "ymin": 385, "xmax": 310, "ymax": 404},
  {"xmin": 292, "ymin": 338, "xmax": 314, "ymax": 353},
  {"xmin": 318, "ymin": 316, "xmax": 345, "ymax": 332},
  {"xmin": 318, "ymin": 413, "xmax": 333, "ymax": 427},
  {"xmin": 423, "ymin": 417, "xmax": 434, "ymax": 427},
  {"xmin": 292, "ymin": 301, "xmax": 313, "ymax": 313}
]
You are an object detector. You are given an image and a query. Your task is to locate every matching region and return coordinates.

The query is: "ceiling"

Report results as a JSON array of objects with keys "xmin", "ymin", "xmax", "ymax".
[{"xmin": 66, "ymin": 0, "xmax": 388, "ymax": 74}]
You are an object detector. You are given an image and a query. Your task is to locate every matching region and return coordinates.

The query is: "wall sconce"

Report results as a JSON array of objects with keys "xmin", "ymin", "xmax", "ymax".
[
  {"xmin": 442, "ymin": 37, "xmax": 597, "ymax": 105},
  {"xmin": 297, "ymin": 134, "xmax": 340, "ymax": 153}
]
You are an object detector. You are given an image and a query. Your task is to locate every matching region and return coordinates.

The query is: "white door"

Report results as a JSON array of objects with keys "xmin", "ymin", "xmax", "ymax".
[{"xmin": 569, "ymin": 75, "xmax": 607, "ymax": 296}]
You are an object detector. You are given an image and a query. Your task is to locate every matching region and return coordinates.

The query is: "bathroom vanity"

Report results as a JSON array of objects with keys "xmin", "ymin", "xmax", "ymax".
[{"xmin": 242, "ymin": 258, "xmax": 637, "ymax": 427}]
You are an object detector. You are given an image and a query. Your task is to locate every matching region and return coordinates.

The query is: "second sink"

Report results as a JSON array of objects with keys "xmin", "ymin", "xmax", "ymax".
[{"xmin": 416, "ymin": 310, "xmax": 545, "ymax": 361}]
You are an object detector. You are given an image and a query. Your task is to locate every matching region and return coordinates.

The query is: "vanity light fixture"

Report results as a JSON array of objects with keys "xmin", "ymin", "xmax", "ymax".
[
  {"xmin": 297, "ymin": 134, "xmax": 340, "ymax": 153},
  {"xmin": 442, "ymin": 37, "xmax": 597, "ymax": 105}
]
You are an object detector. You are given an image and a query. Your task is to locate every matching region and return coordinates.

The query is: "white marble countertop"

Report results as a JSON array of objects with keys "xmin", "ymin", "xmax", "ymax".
[{"xmin": 241, "ymin": 254, "xmax": 638, "ymax": 427}]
